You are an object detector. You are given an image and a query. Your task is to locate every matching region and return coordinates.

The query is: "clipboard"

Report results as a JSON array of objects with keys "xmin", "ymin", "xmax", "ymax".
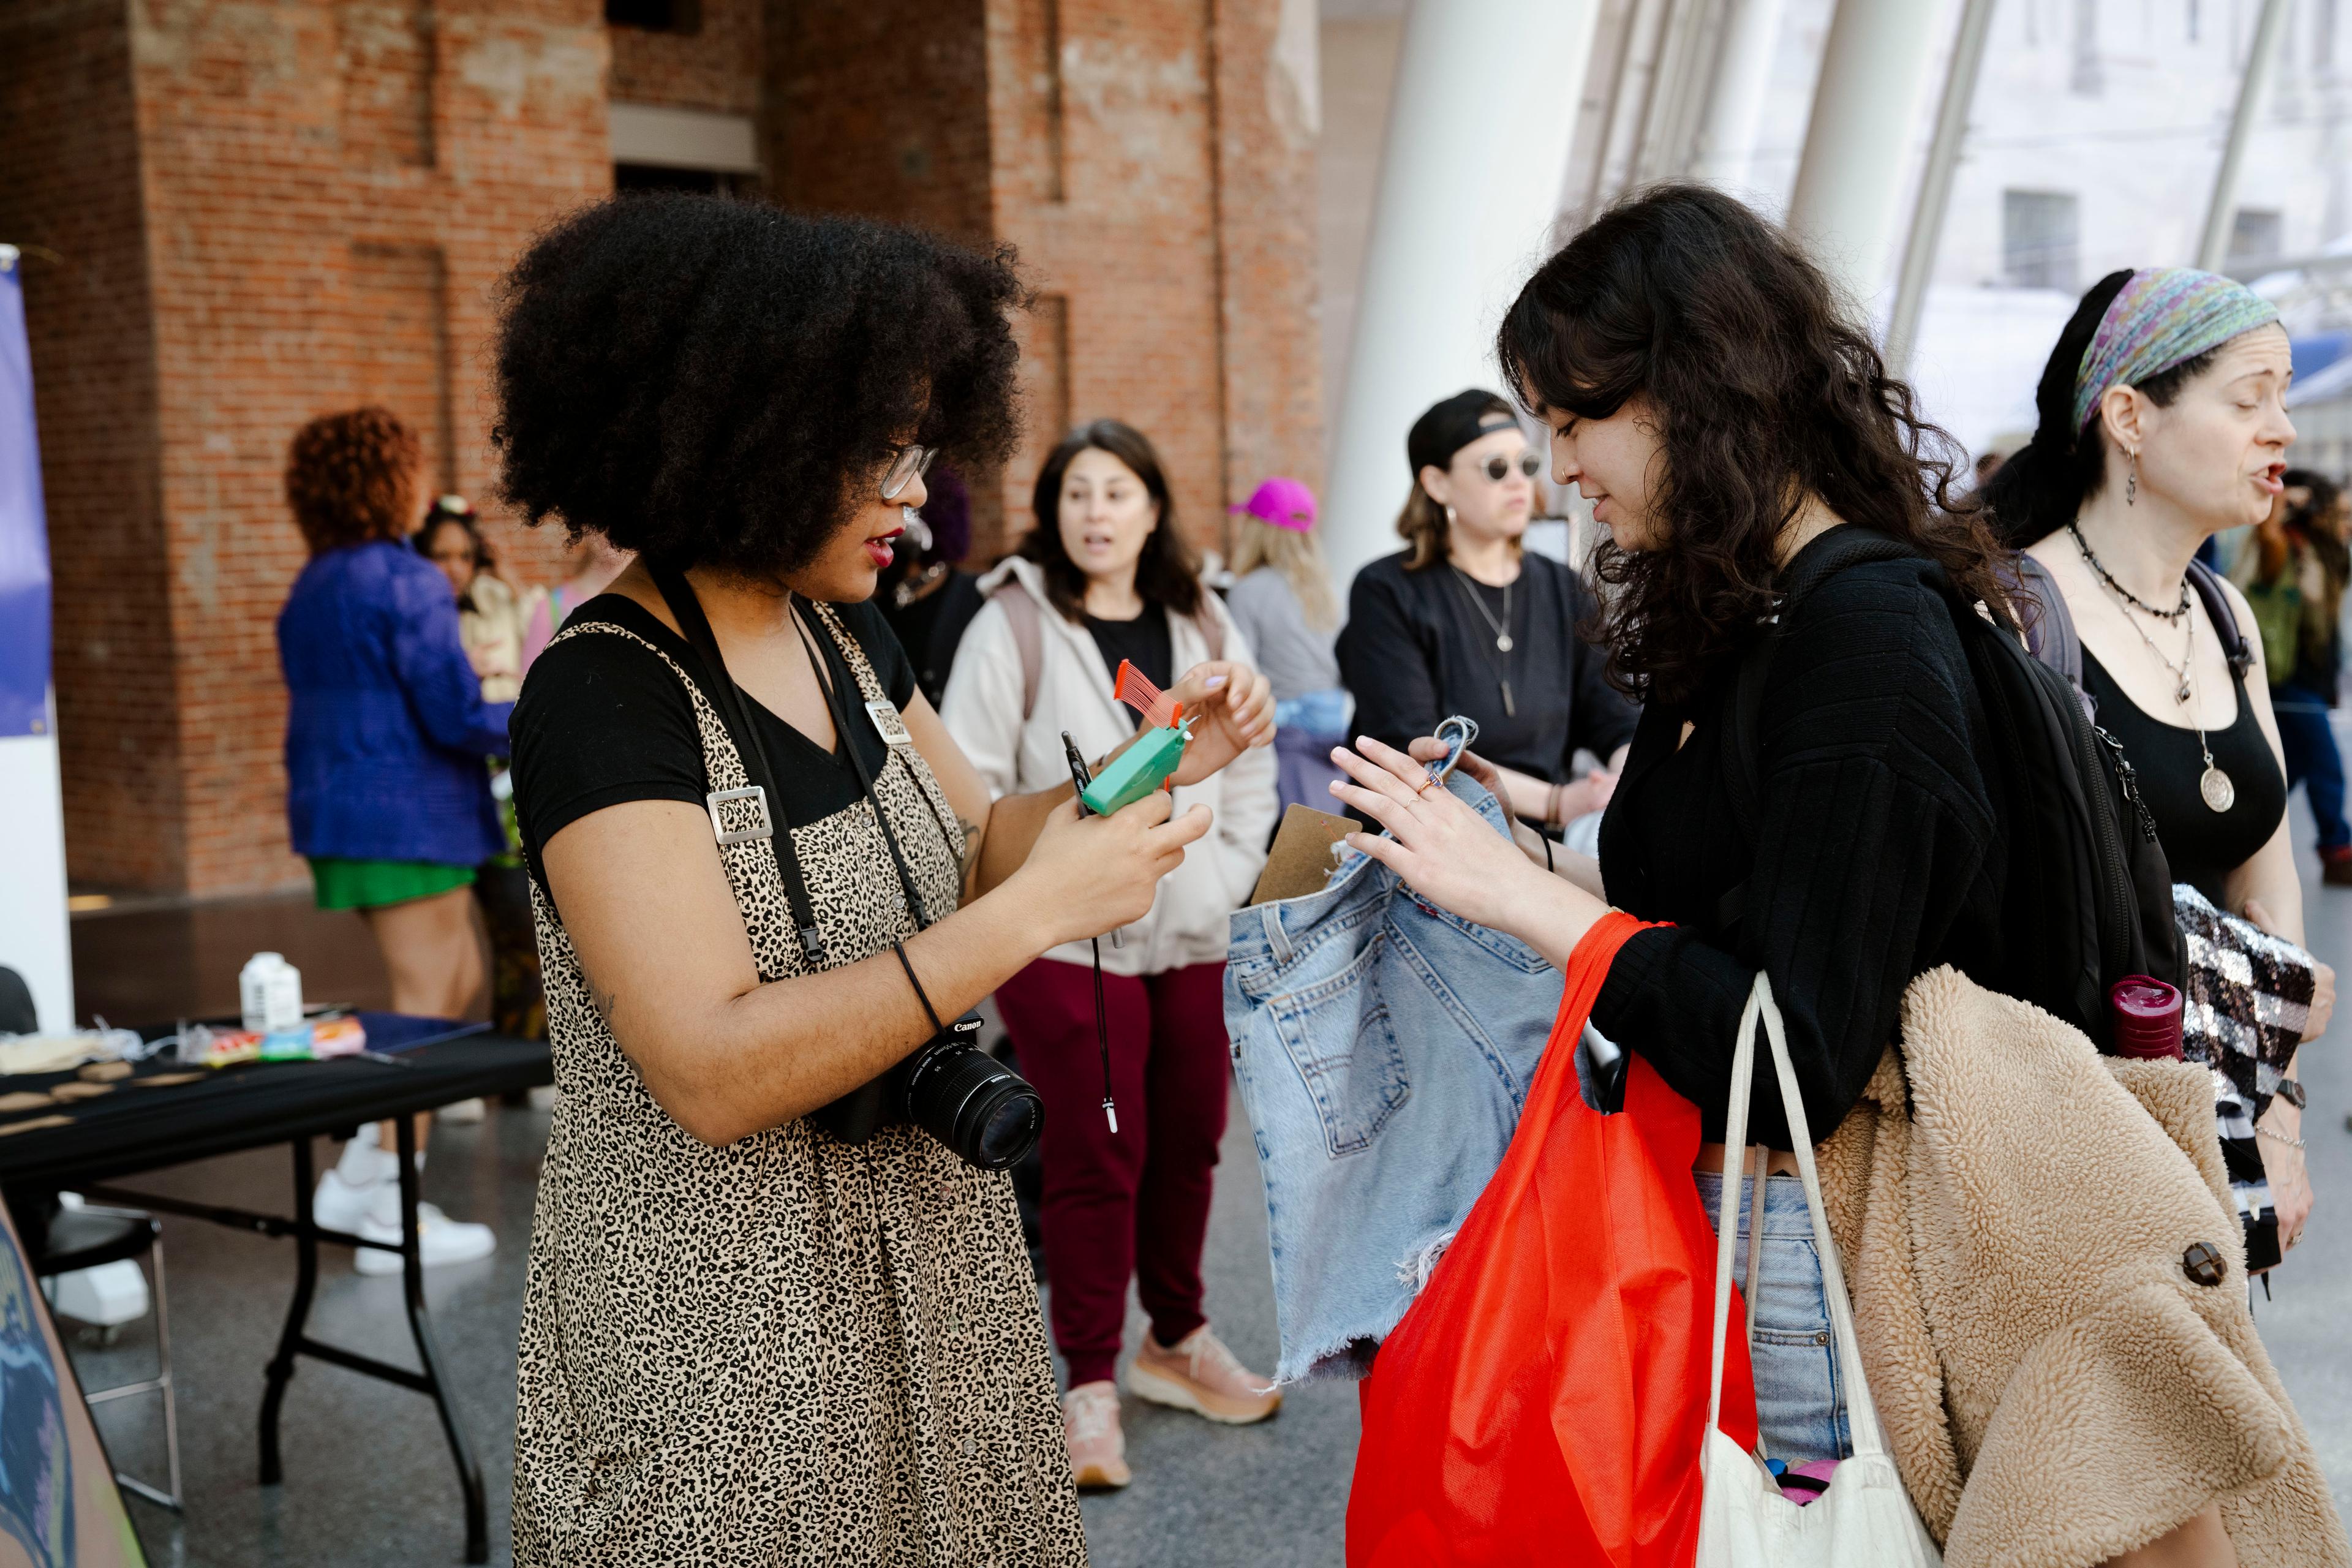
[{"xmin": 1247, "ymin": 805, "xmax": 1359, "ymax": 906}]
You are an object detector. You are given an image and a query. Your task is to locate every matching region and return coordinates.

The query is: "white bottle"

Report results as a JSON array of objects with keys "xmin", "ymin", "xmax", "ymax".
[{"xmin": 239, "ymin": 952, "xmax": 304, "ymax": 1035}]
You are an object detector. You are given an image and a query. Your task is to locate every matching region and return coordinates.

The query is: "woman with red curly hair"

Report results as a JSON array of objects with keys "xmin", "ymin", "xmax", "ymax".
[{"xmin": 277, "ymin": 405, "xmax": 510, "ymax": 1271}]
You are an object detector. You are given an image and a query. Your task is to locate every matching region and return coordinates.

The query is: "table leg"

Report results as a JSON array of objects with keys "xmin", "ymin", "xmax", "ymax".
[
  {"xmin": 258, "ymin": 1137, "xmax": 318, "ymax": 1487},
  {"xmin": 393, "ymin": 1115, "xmax": 489, "ymax": 1565}
]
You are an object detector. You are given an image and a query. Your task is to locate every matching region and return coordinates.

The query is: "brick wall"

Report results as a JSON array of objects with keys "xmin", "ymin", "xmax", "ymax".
[
  {"xmin": 0, "ymin": 0, "xmax": 187, "ymax": 892},
  {"xmin": 125, "ymin": 0, "xmax": 612, "ymax": 894},
  {"xmin": 0, "ymin": 0, "xmax": 614, "ymax": 895},
  {"xmin": 9, "ymin": 0, "xmax": 1315, "ymax": 897},
  {"xmin": 609, "ymin": 0, "xmax": 763, "ymax": 113},
  {"xmin": 982, "ymin": 0, "xmax": 1320, "ymax": 565},
  {"xmin": 1208, "ymin": 0, "xmax": 1322, "ymax": 529}
]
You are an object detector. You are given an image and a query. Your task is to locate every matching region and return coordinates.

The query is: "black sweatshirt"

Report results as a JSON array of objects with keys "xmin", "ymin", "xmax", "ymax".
[
  {"xmin": 1591, "ymin": 552, "xmax": 2016, "ymax": 1150},
  {"xmin": 1337, "ymin": 550, "xmax": 1638, "ymax": 785}
]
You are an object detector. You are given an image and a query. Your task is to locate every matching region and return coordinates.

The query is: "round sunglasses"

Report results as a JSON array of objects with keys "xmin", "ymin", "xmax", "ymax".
[{"xmin": 1474, "ymin": 451, "xmax": 1544, "ymax": 483}]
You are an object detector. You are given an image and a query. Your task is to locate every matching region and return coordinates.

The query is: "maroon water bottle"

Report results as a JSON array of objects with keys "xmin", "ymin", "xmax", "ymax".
[{"xmin": 2109, "ymin": 976, "xmax": 2184, "ymax": 1060}]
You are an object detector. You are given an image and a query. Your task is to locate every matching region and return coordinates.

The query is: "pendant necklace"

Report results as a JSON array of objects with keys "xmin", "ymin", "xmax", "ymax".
[
  {"xmin": 1448, "ymin": 564, "xmax": 1518, "ymax": 717},
  {"xmin": 2072, "ymin": 526, "xmax": 2232, "ymax": 812},
  {"xmin": 892, "ymin": 560, "xmax": 949, "ymax": 611},
  {"xmin": 2187, "ymin": 617, "xmax": 2236, "ymax": 812}
]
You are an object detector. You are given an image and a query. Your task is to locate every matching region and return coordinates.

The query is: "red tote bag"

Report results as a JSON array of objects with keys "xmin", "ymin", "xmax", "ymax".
[{"xmin": 1348, "ymin": 911, "xmax": 1760, "ymax": 1568}]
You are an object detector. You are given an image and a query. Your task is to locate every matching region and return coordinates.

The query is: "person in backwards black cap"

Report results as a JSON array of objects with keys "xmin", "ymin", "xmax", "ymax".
[{"xmin": 1336, "ymin": 388, "xmax": 1636, "ymax": 834}]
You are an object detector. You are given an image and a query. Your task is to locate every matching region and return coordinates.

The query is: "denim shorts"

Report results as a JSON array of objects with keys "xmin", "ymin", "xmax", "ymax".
[{"xmin": 1693, "ymin": 1169, "xmax": 1852, "ymax": 1466}]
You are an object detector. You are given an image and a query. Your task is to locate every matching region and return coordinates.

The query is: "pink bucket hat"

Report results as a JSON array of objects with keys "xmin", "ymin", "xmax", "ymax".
[{"xmin": 1231, "ymin": 476, "xmax": 1317, "ymax": 533}]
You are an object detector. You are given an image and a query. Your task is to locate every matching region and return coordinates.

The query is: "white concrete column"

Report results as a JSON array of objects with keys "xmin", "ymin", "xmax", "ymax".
[
  {"xmin": 1692, "ymin": 0, "xmax": 1792, "ymax": 192},
  {"xmin": 1784, "ymin": 0, "xmax": 1944, "ymax": 309},
  {"xmin": 2197, "ymin": 0, "xmax": 2292, "ymax": 270},
  {"xmin": 1884, "ymin": 0, "xmax": 1999, "ymax": 375},
  {"xmin": 1322, "ymin": 0, "xmax": 1604, "ymax": 593}
]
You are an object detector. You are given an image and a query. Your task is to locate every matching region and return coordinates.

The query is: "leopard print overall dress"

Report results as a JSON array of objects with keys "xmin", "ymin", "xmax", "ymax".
[{"xmin": 512, "ymin": 606, "xmax": 1088, "ymax": 1566}]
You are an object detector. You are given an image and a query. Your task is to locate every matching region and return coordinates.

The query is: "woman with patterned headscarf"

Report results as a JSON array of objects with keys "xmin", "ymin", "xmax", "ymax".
[{"xmin": 1980, "ymin": 268, "xmax": 2333, "ymax": 1285}]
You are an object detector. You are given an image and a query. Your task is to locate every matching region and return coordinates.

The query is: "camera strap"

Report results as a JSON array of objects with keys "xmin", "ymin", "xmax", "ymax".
[
  {"xmin": 785, "ymin": 608, "xmax": 941, "ymax": 931},
  {"xmin": 649, "ymin": 563, "xmax": 831, "ymax": 967}
]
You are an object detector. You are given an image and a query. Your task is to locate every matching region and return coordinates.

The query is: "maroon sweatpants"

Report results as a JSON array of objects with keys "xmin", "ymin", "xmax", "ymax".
[{"xmin": 995, "ymin": 956, "xmax": 1231, "ymax": 1388}]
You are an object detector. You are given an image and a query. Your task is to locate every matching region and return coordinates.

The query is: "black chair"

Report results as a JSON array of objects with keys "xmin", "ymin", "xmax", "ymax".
[
  {"xmin": 34, "ymin": 1202, "xmax": 182, "ymax": 1510},
  {"xmin": 0, "ymin": 967, "xmax": 181, "ymax": 1509},
  {"xmin": 0, "ymin": 965, "xmax": 35, "ymax": 1035}
]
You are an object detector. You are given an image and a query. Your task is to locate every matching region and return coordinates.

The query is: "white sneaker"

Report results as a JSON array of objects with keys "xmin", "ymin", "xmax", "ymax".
[
  {"xmin": 435, "ymin": 1097, "xmax": 486, "ymax": 1124},
  {"xmin": 353, "ymin": 1202, "xmax": 497, "ymax": 1275},
  {"xmin": 311, "ymin": 1168, "xmax": 382, "ymax": 1234}
]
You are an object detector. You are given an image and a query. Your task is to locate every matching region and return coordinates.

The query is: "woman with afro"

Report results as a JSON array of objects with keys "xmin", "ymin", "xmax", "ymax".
[{"xmin": 494, "ymin": 194, "xmax": 1273, "ymax": 1561}]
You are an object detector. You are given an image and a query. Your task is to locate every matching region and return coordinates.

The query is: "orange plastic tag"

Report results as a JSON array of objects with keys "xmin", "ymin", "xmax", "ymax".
[{"xmin": 1112, "ymin": 660, "xmax": 1182, "ymax": 729}]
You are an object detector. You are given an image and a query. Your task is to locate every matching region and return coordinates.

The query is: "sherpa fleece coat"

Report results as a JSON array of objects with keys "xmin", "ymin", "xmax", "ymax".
[{"xmin": 1812, "ymin": 965, "xmax": 2346, "ymax": 1568}]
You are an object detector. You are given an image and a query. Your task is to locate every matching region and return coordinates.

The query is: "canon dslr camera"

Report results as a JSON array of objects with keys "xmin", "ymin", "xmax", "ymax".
[{"xmin": 812, "ymin": 1011, "xmax": 1044, "ymax": 1170}]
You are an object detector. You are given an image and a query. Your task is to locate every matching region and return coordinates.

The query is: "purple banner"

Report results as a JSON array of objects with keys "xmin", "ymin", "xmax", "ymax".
[{"xmin": 0, "ymin": 254, "xmax": 52, "ymax": 737}]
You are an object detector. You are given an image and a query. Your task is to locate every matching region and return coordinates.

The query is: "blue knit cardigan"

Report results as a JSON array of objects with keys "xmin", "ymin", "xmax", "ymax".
[{"xmin": 277, "ymin": 540, "xmax": 513, "ymax": 866}]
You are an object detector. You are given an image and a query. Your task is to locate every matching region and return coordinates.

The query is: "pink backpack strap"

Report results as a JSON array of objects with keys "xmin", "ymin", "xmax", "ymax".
[{"xmin": 989, "ymin": 579, "xmax": 1045, "ymax": 722}]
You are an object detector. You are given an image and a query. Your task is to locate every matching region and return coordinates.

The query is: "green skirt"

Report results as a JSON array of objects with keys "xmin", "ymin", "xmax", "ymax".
[{"xmin": 309, "ymin": 857, "xmax": 475, "ymax": 912}]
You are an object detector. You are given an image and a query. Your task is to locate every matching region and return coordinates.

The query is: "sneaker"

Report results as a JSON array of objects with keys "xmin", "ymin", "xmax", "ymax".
[
  {"xmin": 1126, "ymin": 1326, "xmax": 1281, "ymax": 1425},
  {"xmin": 436, "ymin": 1096, "xmax": 486, "ymax": 1124},
  {"xmin": 2323, "ymin": 846, "xmax": 2352, "ymax": 886},
  {"xmin": 1061, "ymin": 1381, "xmax": 1130, "ymax": 1490},
  {"xmin": 353, "ymin": 1202, "xmax": 497, "ymax": 1275},
  {"xmin": 311, "ymin": 1167, "xmax": 381, "ymax": 1234}
]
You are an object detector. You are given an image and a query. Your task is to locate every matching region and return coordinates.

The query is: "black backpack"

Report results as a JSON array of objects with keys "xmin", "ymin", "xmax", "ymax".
[{"xmin": 1718, "ymin": 529, "xmax": 2180, "ymax": 1050}]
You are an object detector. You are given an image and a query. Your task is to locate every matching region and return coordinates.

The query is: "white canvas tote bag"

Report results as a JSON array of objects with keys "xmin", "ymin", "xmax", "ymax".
[{"xmin": 1694, "ymin": 974, "xmax": 1941, "ymax": 1567}]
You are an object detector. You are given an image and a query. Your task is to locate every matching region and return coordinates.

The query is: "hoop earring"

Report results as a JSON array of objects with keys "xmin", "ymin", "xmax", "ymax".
[{"xmin": 2126, "ymin": 449, "xmax": 2138, "ymax": 508}]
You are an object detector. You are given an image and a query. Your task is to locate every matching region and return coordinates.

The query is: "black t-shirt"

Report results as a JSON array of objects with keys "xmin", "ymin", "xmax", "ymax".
[
  {"xmin": 878, "ymin": 568, "xmax": 986, "ymax": 710},
  {"xmin": 1336, "ymin": 550, "xmax": 1638, "ymax": 786},
  {"xmin": 2081, "ymin": 650, "xmax": 2284, "ymax": 909},
  {"xmin": 1084, "ymin": 611, "xmax": 1174, "ymax": 730},
  {"xmin": 508, "ymin": 594, "xmax": 919, "ymax": 894}
]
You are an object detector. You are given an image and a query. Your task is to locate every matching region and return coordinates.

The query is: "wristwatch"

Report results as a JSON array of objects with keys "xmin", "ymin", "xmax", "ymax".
[{"xmin": 2274, "ymin": 1076, "xmax": 2307, "ymax": 1111}]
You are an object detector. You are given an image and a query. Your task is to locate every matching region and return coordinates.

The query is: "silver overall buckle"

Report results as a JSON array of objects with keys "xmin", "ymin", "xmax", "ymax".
[{"xmin": 706, "ymin": 785, "xmax": 773, "ymax": 846}]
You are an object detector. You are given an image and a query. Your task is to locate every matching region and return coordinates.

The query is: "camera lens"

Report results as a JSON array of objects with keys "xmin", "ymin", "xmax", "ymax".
[
  {"xmin": 901, "ymin": 1023, "xmax": 1045, "ymax": 1171},
  {"xmin": 971, "ymin": 1087, "xmax": 1045, "ymax": 1169}
]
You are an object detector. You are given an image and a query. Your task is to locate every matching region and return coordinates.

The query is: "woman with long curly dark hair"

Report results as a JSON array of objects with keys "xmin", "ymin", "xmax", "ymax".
[
  {"xmin": 1325, "ymin": 188, "xmax": 2318, "ymax": 1566},
  {"xmin": 1325, "ymin": 184, "xmax": 2019, "ymax": 1463},
  {"xmin": 494, "ymin": 195, "xmax": 1272, "ymax": 1561},
  {"xmin": 277, "ymin": 405, "xmax": 507, "ymax": 1272}
]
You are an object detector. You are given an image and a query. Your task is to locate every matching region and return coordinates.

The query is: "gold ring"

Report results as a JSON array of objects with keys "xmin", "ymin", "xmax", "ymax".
[{"xmin": 1414, "ymin": 775, "xmax": 1439, "ymax": 797}]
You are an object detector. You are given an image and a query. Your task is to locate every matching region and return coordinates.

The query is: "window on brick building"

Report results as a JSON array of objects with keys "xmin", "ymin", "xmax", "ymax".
[
  {"xmin": 2228, "ymin": 208, "xmax": 2285, "ymax": 270},
  {"xmin": 615, "ymin": 164, "xmax": 754, "ymax": 197},
  {"xmin": 606, "ymin": 0, "xmax": 699, "ymax": 32},
  {"xmin": 2002, "ymin": 189, "xmax": 2079, "ymax": 292}
]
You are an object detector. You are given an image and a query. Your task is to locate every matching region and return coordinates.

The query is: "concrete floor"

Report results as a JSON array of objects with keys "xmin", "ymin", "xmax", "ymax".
[
  {"xmin": 56, "ymin": 801, "xmax": 2352, "ymax": 1564},
  {"xmin": 62, "ymin": 1083, "xmax": 1345, "ymax": 1568}
]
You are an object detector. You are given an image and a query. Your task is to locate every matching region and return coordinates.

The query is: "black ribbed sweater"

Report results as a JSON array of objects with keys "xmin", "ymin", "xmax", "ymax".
[{"xmin": 1590, "ymin": 552, "xmax": 2016, "ymax": 1150}]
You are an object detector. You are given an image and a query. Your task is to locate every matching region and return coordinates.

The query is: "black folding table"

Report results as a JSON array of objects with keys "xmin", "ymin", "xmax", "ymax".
[{"xmin": 0, "ymin": 1030, "xmax": 552, "ymax": 1564}]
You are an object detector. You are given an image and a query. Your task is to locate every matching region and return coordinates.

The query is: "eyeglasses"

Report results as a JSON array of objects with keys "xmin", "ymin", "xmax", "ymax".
[
  {"xmin": 1476, "ymin": 452, "xmax": 1544, "ymax": 483},
  {"xmin": 880, "ymin": 444, "xmax": 938, "ymax": 502}
]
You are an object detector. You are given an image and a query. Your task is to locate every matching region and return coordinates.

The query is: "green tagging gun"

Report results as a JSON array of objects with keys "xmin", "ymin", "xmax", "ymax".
[{"xmin": 1080, "ymin": 660, "xmax": 1195, "ymax": 815}]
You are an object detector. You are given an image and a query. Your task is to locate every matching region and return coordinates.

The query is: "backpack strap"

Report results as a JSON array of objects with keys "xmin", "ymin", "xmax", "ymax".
[
  {"xmin": 1196, "ymin": 599, "xmax": 1227, "ymax": 664},
  {"xmin": 2187, "ymin": 558, "xmax": 2255, "ymax": 681},
  {"xmin": 989, "ymin": 579, "xmax": 1046, "ymax": 722},
  {"xmin": 2011, "ymin": 553, "xmax": 2086, "ymax": 696},
  {"xmin": 1717, "ymin": 529, "xmax": 1923, "ymax": 935}
]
